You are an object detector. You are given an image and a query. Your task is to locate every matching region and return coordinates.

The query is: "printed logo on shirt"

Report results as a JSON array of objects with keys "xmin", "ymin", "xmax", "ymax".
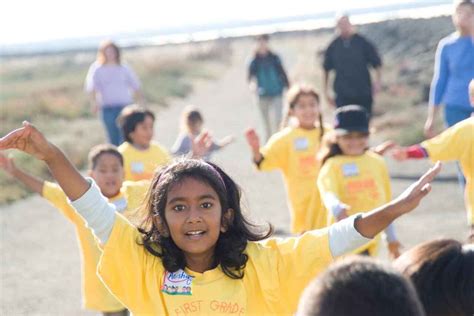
[
  {"xmin": 342, "ymin": 163, "xmax": 359, "ymax": 177},
  {"xmin": 131, "ymin": 161, "xmax": 145, "ymax": 174},
  {"xmin": 293, "ymin": 137, "xmax": 309, "ymax": 151},
  {"xmin": 161, "ymin": 269, "xmax": 193, "ymax": 296}
]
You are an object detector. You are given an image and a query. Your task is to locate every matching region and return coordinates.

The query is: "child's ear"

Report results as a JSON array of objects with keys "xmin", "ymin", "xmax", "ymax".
[{"xmin": 220, "ymin": 208, "xmax": 235, "ymax": 233}]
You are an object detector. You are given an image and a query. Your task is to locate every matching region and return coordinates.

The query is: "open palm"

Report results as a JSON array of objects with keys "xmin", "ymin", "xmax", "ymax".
[
  {"xmin": 395, "ymin": 161, "xmax": 442, "ymax": 215},
  {"xmin": 0, "ymin": 122, "xmax": 54, "ymax": 161}
]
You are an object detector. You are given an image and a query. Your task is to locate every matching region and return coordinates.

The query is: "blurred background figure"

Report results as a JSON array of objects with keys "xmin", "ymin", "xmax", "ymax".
[
  {"xmin": 248, "ymin": 34, "xmax": 290, "ymax": 140},
  {"xmin": 323, "ymin": 14, "xmax": 382, "ymax": 119},
  {"xmin": 85, "ymin": 40, "xmax": 144, "ymax": 146},
  {"xmin": 424, "ymin": 0, "xmax": 474, "ymax": 138}
]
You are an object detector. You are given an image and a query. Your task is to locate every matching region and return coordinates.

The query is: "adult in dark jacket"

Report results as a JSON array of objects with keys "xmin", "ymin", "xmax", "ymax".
[
  {"xmin": 248, "ymin": 34, "xmax": 290, "ymax": 140},
  {"xmin": 323, "ymin": 15, "xmax": 382, "ymax": 119}
]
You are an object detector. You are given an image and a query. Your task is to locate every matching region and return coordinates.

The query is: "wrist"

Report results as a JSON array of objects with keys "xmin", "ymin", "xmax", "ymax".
[{"xmin": 43, "ymin": 145, "xmax": 63, "ymax": 164}]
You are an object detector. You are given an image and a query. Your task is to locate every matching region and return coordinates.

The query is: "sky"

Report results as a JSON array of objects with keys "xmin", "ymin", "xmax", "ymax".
[{"xmin": 0, "ymin": 0, "xmax": 451, "ymax": 45}]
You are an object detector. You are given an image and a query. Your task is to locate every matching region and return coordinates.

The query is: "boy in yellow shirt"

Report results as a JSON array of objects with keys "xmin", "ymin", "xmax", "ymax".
[
  {"xmin": 0, "ymin": 121, "xmax": 442, "ymax": 315},
  {"xmin": 0, "ymin": 144, "xmax": 148, "ymax": 315},
  {"xmin": 392, "ymin": 117, "xmax": 474, "ymax": 232},
  {"xmin": 117, "ymin": 105, "xmax": 171, "ymax": 181},
  {"xmin": 245, "ymin": 85, "xmax": 328, "ymax": 233}
]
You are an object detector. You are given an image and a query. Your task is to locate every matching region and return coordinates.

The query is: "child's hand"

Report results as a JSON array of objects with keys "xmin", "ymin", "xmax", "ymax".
[
  {"xmin": 372, "ymin": 140, "xmax": 396, "ymax": 156},
  {"xmin": 392, "ymin": 161, "xmax": 442, "ymax": 216},
  {"xmin": 244, "ymin": 128, "xmax": 260, "ymax": 151},
  {"xmin": 0, "ymin": 122, "xmax": 56, "ymax": 162},
  {"xmin": 391, "ymin": 146, "xmax": 408, "ymax": 161},
  {"xmin": 192, "ymin": 131, "xmax": 213, "ymax": 158},
  {"xmin": 387, "ymin": 241, "xmax": 402, "ymax": 259},
  {"xmin": 219, "ymin": 135, "xmax": 235, "ymax": 147},
  {"xmin": 0, "ymin": 152, "xmax": 16, "ymax": 175}
]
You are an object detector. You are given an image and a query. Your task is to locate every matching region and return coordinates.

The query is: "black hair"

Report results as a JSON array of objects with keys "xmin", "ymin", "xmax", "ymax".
[
  {"xmin": 87, "ymin": 144, "xmax": 123, "ymax": 170},
  {"xmin": 394, "ymin": 239, "xmax": 474, "ymax": 316},
  {"xmin": 181, "ymin": 106, "xmax": 203, "ymax": 132},
  {"xmin": 297, "ymin": 256, "xmax": 425, "ymax": 316},
  {"xmin": 117, "ymin": 105, "xmax": 155, "ymax": 143},
  {"xmin": 138, "ymin": 159, "xmax": 273, "ymax": 279}
]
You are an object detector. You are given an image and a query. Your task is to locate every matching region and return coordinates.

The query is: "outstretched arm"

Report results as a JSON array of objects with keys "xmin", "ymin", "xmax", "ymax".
[
  {"xmin": 0, "ymin": 153, "xmax": 44, "ymax": 194},
  {"xmin": 0, "ymin": 122, "xmax": 89, "ymax": 201}
]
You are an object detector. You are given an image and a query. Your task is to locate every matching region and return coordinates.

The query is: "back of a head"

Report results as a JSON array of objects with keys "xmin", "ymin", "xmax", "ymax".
[
  {"xmin": 297, "ymin": 256, "xmax": 425, "ymax": 316},
  {"xmin": 394, "ymin": 239, "xmax": 474, "ymax": 316}
]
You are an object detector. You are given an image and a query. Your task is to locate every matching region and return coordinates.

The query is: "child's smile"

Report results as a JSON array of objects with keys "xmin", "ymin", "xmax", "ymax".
[{"xmin": 163, "ymin": 177, "xmax": 229, "ymax": 272}]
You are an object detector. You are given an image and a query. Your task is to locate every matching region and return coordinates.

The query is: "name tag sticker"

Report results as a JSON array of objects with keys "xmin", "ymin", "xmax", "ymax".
[
  {"xmin": 342, "ymin": 163, "xmax": 359, "ymax": 177},
  {"xmin": 294, "ymin": 137, "xmax": 309, "ymax": 151},
  {"xmin": 131, "ymin": 162, "xmax": 145, "ymax": 174},
  {"xmin": 161, "ymin": 269, "xmax": 193, "ymax": 296}
]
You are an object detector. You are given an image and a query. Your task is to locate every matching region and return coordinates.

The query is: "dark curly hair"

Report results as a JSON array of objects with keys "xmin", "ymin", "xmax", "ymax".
[{"xmin": 138, "ymin": 159, "xmax": 273, "ymax": 279}]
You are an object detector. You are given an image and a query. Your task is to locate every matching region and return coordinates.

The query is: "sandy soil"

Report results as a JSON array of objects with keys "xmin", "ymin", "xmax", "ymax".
[{"xmin": 0, "ymin": 34, "xmax": 468, "ymax": 315}]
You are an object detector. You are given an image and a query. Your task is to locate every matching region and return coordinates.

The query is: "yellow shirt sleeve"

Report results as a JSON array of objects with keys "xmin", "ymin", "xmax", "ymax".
[
  {"xmin": 258, "ymin": 229, "xmax": 333, "ymax": 313},
  {"xmin": 259, "ymin": 132, "xmax": 289, "ymax": 171},
  {"xmin": 98, "ymin": 214, "xmax": 166, "ymax": 314},
  {"xmin": 421, "ymin": 119, "xmax": 472, "ymax": 162},
  {"xmin": 42, "ymin": 181, "xmax": 83, "ymax": 225},
  {"xmin": 317, "ymin": 159, "xmax": 341, "ymax": 225}
]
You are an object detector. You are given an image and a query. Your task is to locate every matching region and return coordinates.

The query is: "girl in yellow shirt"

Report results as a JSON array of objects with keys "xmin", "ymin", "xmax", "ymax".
[
  {"xmin": 245, "ymin": 85, "xmax": 328, "ymax": 234},
  {"xmin": 0, "ymin": 122, "xmax": 441, "ymax": 315},
  {"xmin": 318, "ymin": 105, "xmax": 401, "ymax": 259},
  {"xmin": 0, "ymin": 144, "xmax": 147, "ymax": 316},
  {"xmin": 117, "ymin": 105, "xmax": 171, "ymax": 181}
]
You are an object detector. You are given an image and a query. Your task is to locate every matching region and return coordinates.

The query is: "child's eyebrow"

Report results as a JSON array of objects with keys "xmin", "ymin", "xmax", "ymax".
[{"xmin": 167, "ymin": 194, "xmax": 217, "ymax": 205}]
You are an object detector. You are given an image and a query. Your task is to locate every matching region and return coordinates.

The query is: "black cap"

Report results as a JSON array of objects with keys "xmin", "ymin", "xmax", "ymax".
[{"xmin": 334, "ymin": 105, "xmax": 369, "ymax": 135}]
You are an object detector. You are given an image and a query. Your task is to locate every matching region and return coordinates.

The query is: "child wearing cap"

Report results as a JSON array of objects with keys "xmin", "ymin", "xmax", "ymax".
[{"xmin": 317, "ymin": 105, "xmax": 401, "ymax": 258}]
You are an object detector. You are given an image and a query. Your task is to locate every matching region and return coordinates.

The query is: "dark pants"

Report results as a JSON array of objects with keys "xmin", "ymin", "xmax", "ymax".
[
  {"xmin": 100, "ymin": 106, "xmax": 126, "ymax": 146},
  {"xmin": 336, "ymin": 95, "xmax": 373, "ymax": 119}
]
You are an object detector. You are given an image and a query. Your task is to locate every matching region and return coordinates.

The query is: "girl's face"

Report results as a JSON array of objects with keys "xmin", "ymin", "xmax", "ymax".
[
  {"xmin": 291, "ymin": 94, "xmax": 319, "ymax": 129},
  {"xmin": 163, "ymin": 177, "xmax": 229, "ymax": 267},
  {"xmin": 337, "ymin": 132, "xmax": 369, "ymax": 156},
  {"xmin": 189, "ymin": 120, "xmax": 203, "ymax": 135},
  {"xmin": 104, "ymin": 45, "xmax": 118, "ymax": 63},
  {"xmin": 130, "ymin": 115, "xmax": 154, "ymax": 149},
  {"xmin": 90, "ymin": 153, "xmax": 124, "ymax": 198}
]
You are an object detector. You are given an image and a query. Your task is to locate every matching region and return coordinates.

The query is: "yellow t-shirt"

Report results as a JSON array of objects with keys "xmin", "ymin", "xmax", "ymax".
[
  {"xmin": 118, "ymin": 141, "xmax": 171, "ymax": 181},
  {"xmin": 42, "ymin": 180, "xmax": 149, "ymax": 312},
  {"xmin": 421, "ymin": 117, "xmax": 474, "ymax": 225},
  {"xmin": 98, "ymin": 214, "xmax": 333, "ymax": 315},
  {"xmin": 317, "ymin": 151, "xmax": 391, "ymax": 255},
  {"xmin": 258, "ymin": 126, "xmax": 327, "ymax": 233}
]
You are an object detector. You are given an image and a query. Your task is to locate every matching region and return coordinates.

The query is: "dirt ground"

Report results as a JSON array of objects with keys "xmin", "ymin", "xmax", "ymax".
[{"xmin": 0, "ymin": 36, "xmax": 468, "ymax": 315}]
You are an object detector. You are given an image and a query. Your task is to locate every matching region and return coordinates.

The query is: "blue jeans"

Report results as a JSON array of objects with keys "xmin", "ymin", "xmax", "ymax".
[
  {"xmin": 101, "ymin": 106, "xmax": 126, "ymax": 146},
  {"xmin": 443, "ymin": 106, "xmax": 473, "ymax": 190}
]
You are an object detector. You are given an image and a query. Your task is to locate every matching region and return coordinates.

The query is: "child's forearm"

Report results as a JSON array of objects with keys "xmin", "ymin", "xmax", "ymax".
[
  {"xmin": 44, "ymin": 146, "xmax": 90, "ymax": 201},
  {"xmin": 10, "ymin": 167, "xmax": 44, "ymax": 195},
  {"xmin": 354, "ymin": 201, "xmax": 402, "ymax": 239}
]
